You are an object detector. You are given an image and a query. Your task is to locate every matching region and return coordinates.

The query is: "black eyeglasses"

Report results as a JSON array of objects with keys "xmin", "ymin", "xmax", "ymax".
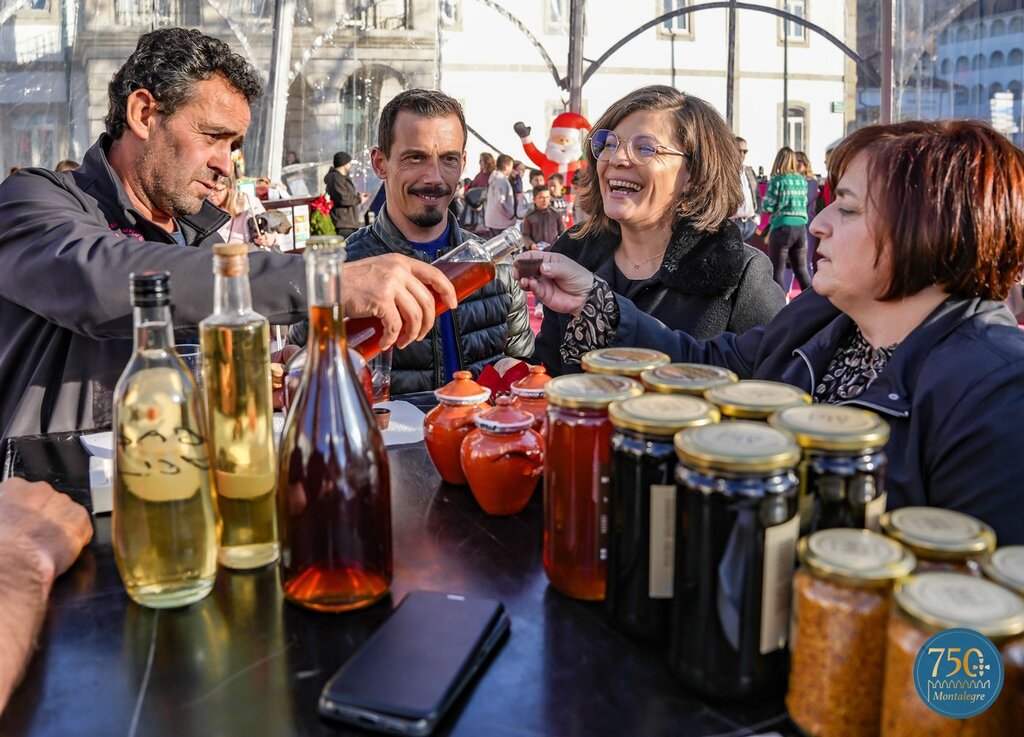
[{"xmin": 590, "ymin": 129, "xmax": 690, "ymax": 166}]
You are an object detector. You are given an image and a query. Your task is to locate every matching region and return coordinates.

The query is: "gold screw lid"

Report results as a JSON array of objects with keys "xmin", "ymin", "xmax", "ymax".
[
  {"xmin": 768, "ymin": 404, "xmax": 890, "ymax": 452},
  {"xmin": 704, "ymin": 380, "xmax": 811, "ymax": 420},
  {"xmin": 580, "ymin": 348, "xmax": 670, "ymax": 377},
  {"xmin": 674, "ymin": 420, "xmax": 801, "ymax": 474},
  {"xmin": 545, "ymin": 374, "xmax": 643, "ymax": 410},
  {"xmin": 800, "ymin": 529, "xmax": 916, "ymax": 587},
  {"xmin": 894, "ymin": 572, "xmax": 1024, "ymax": 639},
  {"xmin": 609, "ymin": 394, "xmax": 720, "ymax": 436},
  {"xmin": 881, "ymin": 507, "xmax": 996, "ymax": 561},
  {"xmin": 982, "ymin": 546, "xmax": 1024, "ymax": 597},
  {"xmin": 640, "ymin": 363, "xmax": 739, "ymax": 395}
]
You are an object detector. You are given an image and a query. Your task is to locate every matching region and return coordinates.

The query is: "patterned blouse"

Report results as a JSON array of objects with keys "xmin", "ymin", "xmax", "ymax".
[
  {"xmin": 814, "ymin": 327, "xmax": 897, "ymax": 404},
  {"xmin": 561, "ymin": 279, "xmax": 898, "ymax": 405}
]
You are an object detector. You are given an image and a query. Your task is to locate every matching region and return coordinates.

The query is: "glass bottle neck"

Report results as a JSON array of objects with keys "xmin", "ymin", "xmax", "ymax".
[
  {"xmin": 213, "ymin": 272, "xmax": 254, "ymax": 315},
  {"xmin": 133, "ymin": 304, "xmax": 175, "ymax": 352},
  {"xmin": 305, "ymin": 250, "xmax": 346, "ymax": 351}
]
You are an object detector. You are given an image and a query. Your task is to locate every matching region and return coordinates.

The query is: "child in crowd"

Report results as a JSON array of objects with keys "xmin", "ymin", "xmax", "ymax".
[
  {"xmin": 547, "ymin": 173, "xmax": 569, "ymax": 227},
  {"xmin": 521, "ymin": 185, "xmax": 564, "ymax": 251}
]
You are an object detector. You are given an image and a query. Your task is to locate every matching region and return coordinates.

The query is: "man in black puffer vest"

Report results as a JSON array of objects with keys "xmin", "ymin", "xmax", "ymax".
[{"xmin": 342, "ymin": 90, "xmax": 534, "ymax": 394}]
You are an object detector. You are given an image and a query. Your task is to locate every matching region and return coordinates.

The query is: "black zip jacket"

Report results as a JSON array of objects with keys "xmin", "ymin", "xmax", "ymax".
[
  {"xmin": 0, "ymin": 135, "xmax": 307, "ymax": 439},
  {"xmin": 341, "ymin": 206, "xmax": 535, "ymax": 394}
]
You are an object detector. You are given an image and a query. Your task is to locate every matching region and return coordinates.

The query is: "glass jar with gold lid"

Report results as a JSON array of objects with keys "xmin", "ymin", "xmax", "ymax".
[
  {"xmin": 881, "ymin": 572, "xmax": 1024, "ymax": 737},
  {"xmin": 670, "ymin": 421, "xmax": 801, "ymax": 699},
  {"xmin": 544, "ymin": 374, "xmax": 644, "ymax": 601},
  {"xmin": 880, "ymin": 507, "xmax": 996, "ymax": 576},
  {"xmin": 983, "ymin": 546, "xmax": 1024, "ymax": 597},
  {"xmin": 580, "ymin": 347, "xmax": 669, "ymax": 378},
  {"xmin": 606, "ymin": 394, "xmax": 720, "ymax": 644},
  {"xmin": 787, "ymin": 529, "xmax": 916, "ymax": 737},
  {"xmin": 640, "ymin": 363, "xmax": 739, "ymax": 396},
  {"xmin": 704, "ymin": 379, "xmax": 811, "ymax": 421},
  {"xmin": 769, "ymin": 404, "xmax": 890, "ymax": 536}
]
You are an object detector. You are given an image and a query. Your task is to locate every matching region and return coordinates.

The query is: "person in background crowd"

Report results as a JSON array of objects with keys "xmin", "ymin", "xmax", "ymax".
[
  {"xmin": 208, "ymin": 174, "xmax": 276, "ymax": 248},
  {"xmin": 484, "ymin": 154, "xmax": 516, "ymax": 236},
  {"xmin": 0, "ymin": 28, "xmax": 456, "ymax": 439},
  {"xmin": 516, "ymin": 119, "xmax": 1024, "ymax": 545},
  {"xmin": 0, "ymin": 477, "xmax": 92, "ymax": 714},
  {"xmin": 796, "ymin": 150, "xmax": 821, "ymax": 267},
  {"xmin": 469, "ymin": 152, "xmax": 494, "ymax": 190},
  {"xmin": 521, "ymin": 185, "xmax": 564, "ymax": 250},
  {"xmin": 546, "ymin": 172, "xmax": 568, "ymax": 226},
  {"xmin": 284, "ymin": 150, "xmax": 299, "ymax": 166},
  {"xmin": 763, "ymin": 146, "xmax": 811, "ymax": 292},
  {"xmin": 510, "ymin": 160, "xmax": 526, "ymax": 201},
  {"xmin": 324, "ymin": 150, "xmax": 368, "ymax": 237},
  {"xmin": 338, "ymin": 89, "xmax": 533, "ymax": 393},
  {"xmin": 731, "ymin": 136, "xmax": 760, "ymax": 242},
  {"xmin": 532, "ymin": 85, "xmax": 784, "ymax": 376},
  {"xmin": 54, "ymin": 160, "xmax": 79, "ymax": 173},
  {"xmin": 516, "ymin": 168, "xmax": 546, "ymax": 219}
]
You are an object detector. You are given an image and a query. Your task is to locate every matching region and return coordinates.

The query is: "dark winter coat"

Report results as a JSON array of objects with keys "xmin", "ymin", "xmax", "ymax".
[{"xmin": 324, "ymin": 169, "xmax": 362, "ymax": 233}]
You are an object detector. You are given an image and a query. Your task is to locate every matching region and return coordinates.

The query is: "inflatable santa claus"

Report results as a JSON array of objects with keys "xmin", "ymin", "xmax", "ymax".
[{"xmin": 513, "ymin": 111, "xmax": 590, "ymax": 184}]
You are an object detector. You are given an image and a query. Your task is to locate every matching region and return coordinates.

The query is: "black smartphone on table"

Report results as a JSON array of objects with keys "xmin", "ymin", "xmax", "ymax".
[{"xmin": 318, "ymin": 591, "xmax": 510, "ymax": 736}]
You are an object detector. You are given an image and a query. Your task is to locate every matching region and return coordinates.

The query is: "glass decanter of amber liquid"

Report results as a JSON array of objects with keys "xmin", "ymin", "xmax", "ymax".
[
  {"xmin": 277, "ymin": 237, "xmax": 392, "ymax": 612},
  {"xmin": 345, "ymin": 228, "xmax": 524, "ymax": 361}
]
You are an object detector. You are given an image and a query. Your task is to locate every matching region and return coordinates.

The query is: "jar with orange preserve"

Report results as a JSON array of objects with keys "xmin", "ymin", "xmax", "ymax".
[
  {"xmin": 580, "ymin": 347, "xmax": 669, "ymax": 378},
  {"xmin": 423, "ymin": 371, "xmax": 491, "ymax": 485},
  {"xmin": 509, "ymin": 364, "xmax": 551, "ymax": 434},
  {"xmin": 704, "ymin": 379, "xmax": 810, "ymax": 421},
  {"xmin": 881, "ymin": 572, "xmax": 1024, "ymax": 737},
  {"xmin": 606, "ymin": 394, "xmax": 720, "ymax": 644},
  {"xmin": 460, "ymin": 397, "xmax": 544, "ymax": 516},
  {"xmin": 544, "ymin": 374, "xmax": 643, "ymax": 601},
  {"xmin": 880, "ymin": 507, "xmax": 996, "ymax": 576},
  {"xmin": 787, "ymin": 529, "xmax": 916, "ymax": 737},
  {"xmin": 982, "ymin": 546, "xmax": 1024, "ymax": 733},
  {"xmin": 640, "ymin": 363, "xmax": 738, "ymax": 396}
]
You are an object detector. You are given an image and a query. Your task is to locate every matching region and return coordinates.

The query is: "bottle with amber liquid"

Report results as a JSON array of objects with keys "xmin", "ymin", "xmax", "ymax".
[
  {"xmin": 200, "ymin": 243, "xmax": 278, "ymax": 570},
  {"xmin": 346, "ymin": 228, "xmax": 523, "ymax": 361},
  {"xmin": 112, "ymin": 272, "xmax": 219, "ymax": 609},
  {"xmin": 277, "ymin": 236, "xmax": 392, "ymax": 612}
]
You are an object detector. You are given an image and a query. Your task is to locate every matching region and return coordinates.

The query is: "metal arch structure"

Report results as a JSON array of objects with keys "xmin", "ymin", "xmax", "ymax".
[
  {"xmin": 468, "ymin": 0, "xmax": 565, "ymax": 92},
  {"xmin": 581, "ymin": 1, "xmax": 881, "ymax": 88}
]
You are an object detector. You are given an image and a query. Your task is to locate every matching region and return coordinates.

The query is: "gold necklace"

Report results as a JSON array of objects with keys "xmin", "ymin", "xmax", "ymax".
[{"xmin": 623, "ymin": 250, "xmax": 667, "ymax": 271}]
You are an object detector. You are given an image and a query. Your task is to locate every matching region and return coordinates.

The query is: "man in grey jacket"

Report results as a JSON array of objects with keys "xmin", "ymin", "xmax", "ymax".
[{"xmin": 0, "ymin": 28, "xmax": 455, "ymax": 440}]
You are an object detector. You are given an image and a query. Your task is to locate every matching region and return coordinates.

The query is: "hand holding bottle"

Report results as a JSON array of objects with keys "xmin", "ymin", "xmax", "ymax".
[
  {"xmin": 514, "ymin": 252, "xmax": 595, "ymax": 316},
  {"xmin": 342, "ymin": 254, "xmax": 457, "ymax": 350}
]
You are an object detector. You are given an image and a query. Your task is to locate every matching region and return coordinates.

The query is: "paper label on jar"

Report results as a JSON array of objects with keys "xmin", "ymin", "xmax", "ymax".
[
  {"xmin": 864, "ymin": 491, "xmax": 887, "ymax": 532},
  {"xmin": 648, "ymin": 484, "xmax": 676, "ymax": 599},
  {"xmin": 760, "ymin": 514, "xmax": 799, "ymax": 655}
]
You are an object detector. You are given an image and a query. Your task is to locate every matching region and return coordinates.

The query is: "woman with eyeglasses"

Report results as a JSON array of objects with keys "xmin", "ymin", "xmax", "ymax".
[
  {"xmin": 515, "ymin": 119, "xmax": 1024, "ymax": 544},
  {"xmin": 531, "ymin": 85, "xmax": 785, "ymax": 376}
]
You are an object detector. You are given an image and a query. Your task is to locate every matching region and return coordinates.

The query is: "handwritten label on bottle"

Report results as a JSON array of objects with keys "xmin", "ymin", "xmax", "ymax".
[
  {"xmin": 648, "ymin": 484, "xmax": 676, "ymax": 599},
  {"xmin": 760, "ymin": 514, "xmax": 799, "ymax": 655}
]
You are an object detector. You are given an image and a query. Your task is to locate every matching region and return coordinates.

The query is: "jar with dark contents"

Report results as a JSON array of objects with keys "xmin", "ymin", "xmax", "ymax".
[
  {"xmin": 581, "ymin": 347, "xmax": 670, "ymax": 378},
  {"xmin": 881, "ymin": 572, "xmax": 1024, "ymax": 737},
  {"xmin": 509, "ymin": 364, "xmax": 551, "ymax": 434},
  {"xmin": 670, "ymin": 421, "xmax": 801, "ymax": 699},
  {"xmin": 880, "ymin": 507, "xmax": 996, "ymax": 576},
  {"xmin": 704, "ymin": 379, "xmax": 811, "ymax": 421},
  {"xmin": 544, "ymin": 374, "xmax": 644, "ymax": 601},
  {"xmin": 640, "ymin": 363, "xmax": 738, "ymax": 396},
  {"xmin": 787, "ymin": 529, "xmax": 916, "ymax": 737},
  {"xmin": 606, "ymin": 394, "xmax": 720, "ymax": 644},
  {"xmin": 769, "ymin": 404, "xmax": 889, "ymax": 536}
]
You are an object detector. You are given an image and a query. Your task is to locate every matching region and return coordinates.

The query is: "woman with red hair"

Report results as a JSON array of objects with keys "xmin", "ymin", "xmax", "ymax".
[{"xmin": 517, "ymin": 120, "xmax": 1024, "ymax": 544}]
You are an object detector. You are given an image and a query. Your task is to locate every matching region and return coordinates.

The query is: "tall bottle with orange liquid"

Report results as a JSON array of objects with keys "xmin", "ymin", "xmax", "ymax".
[{"xmin": 276, "ymin": 236, "xmax": 392, "ymax": 612}]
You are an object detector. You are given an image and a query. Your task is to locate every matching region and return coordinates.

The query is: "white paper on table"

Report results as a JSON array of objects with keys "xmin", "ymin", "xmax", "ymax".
[
  {"xmin": 89, "ymin": 456, "xmax": 113, "ymax": 515},
  {"xmin": 80, "ymin": 431, "xmax": 113, "ymax": 459},
  {"xmin": 378, "ymin": 400, "xmax": 425, "ymax": 446}
]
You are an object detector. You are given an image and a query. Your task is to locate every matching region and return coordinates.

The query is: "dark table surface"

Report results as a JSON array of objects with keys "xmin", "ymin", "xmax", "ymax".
[{"xmin": 0, "ymin": 420, "xmax": 797, "ymax": 737}]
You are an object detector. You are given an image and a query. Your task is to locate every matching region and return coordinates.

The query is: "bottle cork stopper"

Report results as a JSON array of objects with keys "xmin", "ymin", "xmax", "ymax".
[{"xmin": 212, "ymin": 242, "xmax": 249, "ymax": 277}]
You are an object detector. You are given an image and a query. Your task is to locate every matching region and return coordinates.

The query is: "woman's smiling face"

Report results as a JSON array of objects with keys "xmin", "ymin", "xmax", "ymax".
[{"xmin": 597, "ymin": 109, "xmax": 690, "ymax": 229}]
